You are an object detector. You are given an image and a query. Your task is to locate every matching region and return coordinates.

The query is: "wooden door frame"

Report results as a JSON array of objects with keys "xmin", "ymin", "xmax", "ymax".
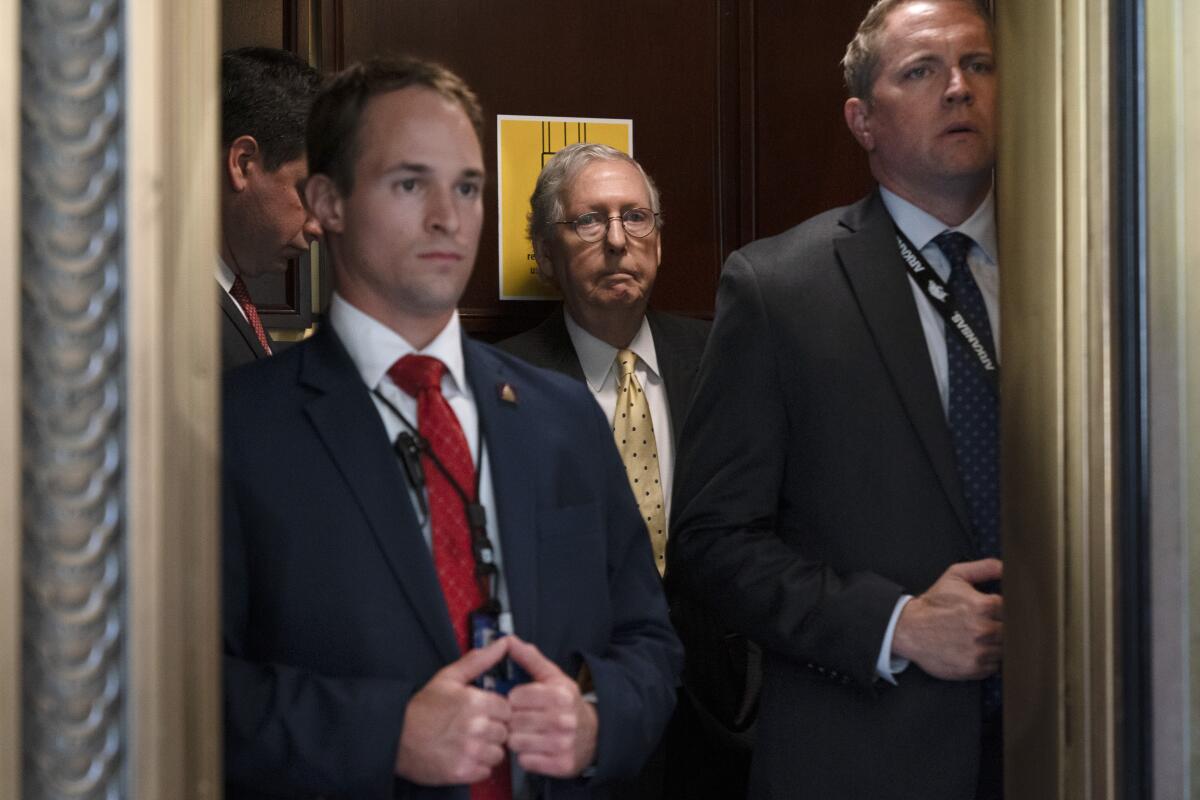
[{"xmin": 997, "ymin": 0, "xmax": 1122, "ymax": 795}]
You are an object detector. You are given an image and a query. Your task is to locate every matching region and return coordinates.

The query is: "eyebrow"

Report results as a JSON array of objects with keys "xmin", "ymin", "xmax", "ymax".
[
  {"xmin": 382, "ymin": 162, "xmax": 432, "ymax": 176},
  {"xmin": 382, "ymin": 162, "xmax": 487, "ymax": 181},
  {"xmin": 896, "ymin": 48, "xmax": 993, "ymax": 69}
]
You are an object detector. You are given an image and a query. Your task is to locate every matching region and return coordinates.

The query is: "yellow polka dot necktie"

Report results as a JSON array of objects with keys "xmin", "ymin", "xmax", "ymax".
[{"xmin": 613, "ymin": 349, "xmax": 667, "ymax": 575}]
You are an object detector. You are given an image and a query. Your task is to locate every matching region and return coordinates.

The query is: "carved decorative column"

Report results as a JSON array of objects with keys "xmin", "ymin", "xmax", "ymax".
[
  {"xmin": 20, "ymin": 0, "xmax": 126, "ymax": 795},
  {"xmin": 8, "ymin": 0, "xmax": 221, "ymax": 797}
]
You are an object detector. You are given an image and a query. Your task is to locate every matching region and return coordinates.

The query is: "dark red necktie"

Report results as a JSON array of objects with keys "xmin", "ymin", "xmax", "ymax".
[
  {"xmin": 388, "ymin": 354, "xmax": 511, "ymax": 800},
  {"xmin": 229, "ymin": 276, "xmax": 272, "ymax": 355}
]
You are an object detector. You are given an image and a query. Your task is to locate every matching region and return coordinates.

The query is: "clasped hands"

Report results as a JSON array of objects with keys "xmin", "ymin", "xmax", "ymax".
[{"xmin": 395, "ymin": 635, "xmax": 598, "ymax": 786}]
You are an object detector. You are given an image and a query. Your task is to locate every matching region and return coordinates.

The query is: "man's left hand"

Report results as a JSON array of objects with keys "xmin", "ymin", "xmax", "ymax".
[{"xmin": 505, "ymin": 636, "xmax": 598, "ymax": 778}]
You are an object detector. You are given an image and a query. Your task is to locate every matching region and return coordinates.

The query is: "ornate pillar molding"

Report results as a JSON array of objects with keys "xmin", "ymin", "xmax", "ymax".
[
  {"xmin": 7, "ymin": 0, "xmax": 220, "ymax": 796},
  {"xmin": 20, "ymin": 0, "xmax": 126, "ymax": 795}
]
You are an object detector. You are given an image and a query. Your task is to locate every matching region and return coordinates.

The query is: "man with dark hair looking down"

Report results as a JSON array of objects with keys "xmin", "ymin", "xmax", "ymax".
[{"xmin": 219, "ymin": 46, "xmax": 322, "ymax": 368}]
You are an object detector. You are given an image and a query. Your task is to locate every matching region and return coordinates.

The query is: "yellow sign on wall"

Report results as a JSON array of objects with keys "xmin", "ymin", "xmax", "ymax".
[{"xmin": 496, "ymin": 115, "xmax": 633, "ymax": 300}]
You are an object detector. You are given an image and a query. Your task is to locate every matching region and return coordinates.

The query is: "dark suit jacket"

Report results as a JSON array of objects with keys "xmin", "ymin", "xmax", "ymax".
[
  {"xmin": 670, "ymin": 191, "xmax": 984, "ymax": 799},
  {"xmin": 499, "ymin": 309, "xmax": 757, "ymax": 800},
  {"xmin": 221, "ymin": 284, "xmax": 272, "ymax": 370},
  {"xmin": 495, "ymin": 309, "xmax": 708, "ymax": 452},
  {"xmin": 222, "ymin": 327, "xmax": 683, "ymax": 799}
]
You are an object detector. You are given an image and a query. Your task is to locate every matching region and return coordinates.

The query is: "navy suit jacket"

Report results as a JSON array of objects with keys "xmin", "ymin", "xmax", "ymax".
[
  {"xmin": 671, "ymin": 192, "xmax": 984, "ymax": 799},
  {"xmin": 222, "ymin": 326, "xmax": 682, "ymax": 799}
]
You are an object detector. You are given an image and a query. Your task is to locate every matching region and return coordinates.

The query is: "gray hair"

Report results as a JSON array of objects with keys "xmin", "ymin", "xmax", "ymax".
[
  {"xmin": 527, "ymin": 143, "xmax": 662, "ymax": 245},
  {"xmin": 841, "ymin": 0, "xmax": 993, "ymax": 100}
]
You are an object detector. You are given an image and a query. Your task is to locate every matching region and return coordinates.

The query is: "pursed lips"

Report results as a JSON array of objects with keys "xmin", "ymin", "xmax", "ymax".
[
  {"xmin": 942, "ymin": 121, "xmax": 979, "ymax": 135},
  {"xmin": 599, "ymin": 268, "xmax": 640, "ymax": 282}
]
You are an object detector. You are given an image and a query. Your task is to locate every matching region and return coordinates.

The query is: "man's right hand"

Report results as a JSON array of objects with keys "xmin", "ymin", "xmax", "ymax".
[
  {"xmin": 394, "ymin": 636, "xmax": 513, "ymax": 786},
  {"xmin": 891, "ymin": 558, "xmax": 1003, "ymax": 681}
]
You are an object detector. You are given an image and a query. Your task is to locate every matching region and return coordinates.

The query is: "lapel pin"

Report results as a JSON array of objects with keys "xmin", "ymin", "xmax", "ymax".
[{"xmin": 497, "ymin": 382, "xmax": 518, "ymax": 405}]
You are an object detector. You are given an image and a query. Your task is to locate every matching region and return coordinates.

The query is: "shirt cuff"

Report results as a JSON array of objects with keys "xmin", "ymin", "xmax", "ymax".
[
  {"xmin": 578, "ymin": 692, "xmax": 598, "ymax": 778},
  {"xmin": 875, "ymin": 595, "xmax": 914, "ymax": 685}
]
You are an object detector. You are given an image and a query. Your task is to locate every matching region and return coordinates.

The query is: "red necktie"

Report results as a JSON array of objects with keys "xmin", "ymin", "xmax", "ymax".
[
  {"xmin": 388, "ymin": 354, "xmax": 512, "ymax": 800},
  {"xmin": 229, "ymin": 276, "xmax": 272, "ymax": 355}
]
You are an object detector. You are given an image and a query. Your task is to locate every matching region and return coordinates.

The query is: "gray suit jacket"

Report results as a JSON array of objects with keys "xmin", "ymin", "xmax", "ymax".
[{"xmin": 671, "ymin": 191, "xmax": 984, "ymax": 799}]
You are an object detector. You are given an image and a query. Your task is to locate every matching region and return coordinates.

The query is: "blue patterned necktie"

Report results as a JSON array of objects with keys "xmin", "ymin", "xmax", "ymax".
[{"xmin": 934, "ymin": 231, "xmax": 1002, "ymax": 717}]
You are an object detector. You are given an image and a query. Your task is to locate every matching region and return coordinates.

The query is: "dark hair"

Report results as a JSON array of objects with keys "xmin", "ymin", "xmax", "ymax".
[
  {"xmin": 221, "ymin": 47, "xmax": 322, "ymax": 171},
  {"xmin": 307, "ymin": 57, "xmax": 483, "ymax": 194},
  {"xmin": 842, "ymin": 0, "xmax": 993, "ymax": 100}
]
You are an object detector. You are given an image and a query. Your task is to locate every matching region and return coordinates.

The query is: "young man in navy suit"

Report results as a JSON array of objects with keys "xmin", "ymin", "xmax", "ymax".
[{"xmin": 221, "ymin": 58, "xmax": 681, "ymax": 799}]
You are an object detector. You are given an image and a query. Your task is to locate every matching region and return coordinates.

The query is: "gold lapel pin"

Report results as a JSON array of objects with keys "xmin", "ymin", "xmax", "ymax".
[{"xmin": 497, "ymin": 382, "xmax": 518, "ymax": 405}]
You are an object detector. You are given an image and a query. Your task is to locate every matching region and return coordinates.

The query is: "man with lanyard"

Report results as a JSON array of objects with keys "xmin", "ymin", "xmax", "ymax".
[
  {"xmin": 669, "ymin": 1, "xmax": 1004, "ymax": 798},
  {"xmin": 221, "ymin": 57, "xmax": 681, "ymax": 799}
]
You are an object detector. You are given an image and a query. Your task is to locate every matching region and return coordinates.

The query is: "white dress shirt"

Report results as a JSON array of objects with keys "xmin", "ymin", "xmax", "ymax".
[
  {"xmin": 216, "ymin": 257, "xmax": 249, "ymax": 324},
  {"xmin": 562, "ymin": 310, "xmax": 677, "ymax": 521},
  {"xmin": 873, "ymin": 187, "xmax": 1000, "ymax": 683},
  {"xmin": 881, "ymin": 186, "xmax": 1000, "ymax": 414}
]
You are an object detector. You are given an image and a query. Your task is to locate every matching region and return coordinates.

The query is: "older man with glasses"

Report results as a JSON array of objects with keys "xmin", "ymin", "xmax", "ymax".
[{"xmin": 499, "ymin": 143, "xmax": 752, "ymax": 800}]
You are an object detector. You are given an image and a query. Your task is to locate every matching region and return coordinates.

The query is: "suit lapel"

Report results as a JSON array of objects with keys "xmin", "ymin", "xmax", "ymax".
[
  {"xmin": 464, "ymin": 339, "xmax": 539, "ymax": 642},
  {"xmin": 647, "ymin": 312, "xmax": 699, "ymax": 449},
  {"xmin": 300, "ymin": 329, "xmax": 459, "ymax": 663},
  {"xmin": 219, "ymin": 285, "xmax": 268, "ymax": 359},
  {"xmin": 834, "ymin": 193, "xmax": 973, "ymax": 542},
  {"xmin": 540, "ymin": 308, "xmax": 587, "ymax": 382}
]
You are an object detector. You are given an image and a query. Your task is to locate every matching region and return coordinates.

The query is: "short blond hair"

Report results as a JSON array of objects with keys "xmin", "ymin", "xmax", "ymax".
[{"xmin": 841, "ymin": 0, "xmax": 993, "ymax": 100}]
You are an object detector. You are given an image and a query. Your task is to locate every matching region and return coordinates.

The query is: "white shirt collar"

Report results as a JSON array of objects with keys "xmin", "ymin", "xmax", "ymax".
[
  {"xmin": 562, "ymin": 310, "xmax": 659, "ymax": 393},
  {"xmin": 329, "ymin": 292, "xmax": 470, "ymax": 399},
  {"xmin": 879, "ymin": 185, "xmax": 998, "ymax": 265},
  {"xmin": 216, "ymin": 257, "xmax": 236, "ymax": 293}
]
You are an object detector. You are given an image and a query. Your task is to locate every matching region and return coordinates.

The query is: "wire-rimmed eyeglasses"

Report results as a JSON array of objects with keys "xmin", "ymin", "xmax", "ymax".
[{"xmin": 555, "ymin": 208, "xmax": 660, "ymax": 243}]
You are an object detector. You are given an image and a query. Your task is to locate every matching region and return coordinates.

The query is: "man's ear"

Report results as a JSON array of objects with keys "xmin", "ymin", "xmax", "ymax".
[
  {"xmin": 532, "ymin": 238, "xmax": 559, "ymax": 287},
  {"xmin": 844, "ymin": 97, "xmax": 875, "ymax": 151},
  {"xmin": 305, "ymin": 173, "xmax": 346, "ymax": 235},
  {"xmin": 224, "ymin": 135, "xmax": 260, "ymax": 192}
]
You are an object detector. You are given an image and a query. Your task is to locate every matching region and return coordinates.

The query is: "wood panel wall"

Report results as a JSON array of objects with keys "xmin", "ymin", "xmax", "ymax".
[{"xmin": 222, "ymin": 0, "xmax": 876, "ymax": 338}]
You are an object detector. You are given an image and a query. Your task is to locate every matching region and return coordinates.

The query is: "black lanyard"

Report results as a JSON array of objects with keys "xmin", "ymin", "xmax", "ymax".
[
  {"xmin": 894, "ymin": 228, "xmax": 999, "ymax": 397},
  {"xmin": 371, "ymin": 388, "xmax": 501, "ymax": 613}
]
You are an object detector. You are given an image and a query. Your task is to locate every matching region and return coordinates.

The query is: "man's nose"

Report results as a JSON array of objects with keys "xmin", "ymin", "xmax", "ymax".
[
  {"xmin": 426, "ymin": 187, "xmax": 461, "ymax": 234},
  {"xmin": 604, "ymin": 216, "xmax": 628, "ymax": 250},
  {"xmin": 302, "ymin": 212, "xmax": 323, "ymax": 242},
  {"xmin": 945, "ymin": 67, "xmax": 974, "ymax": 104}
]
